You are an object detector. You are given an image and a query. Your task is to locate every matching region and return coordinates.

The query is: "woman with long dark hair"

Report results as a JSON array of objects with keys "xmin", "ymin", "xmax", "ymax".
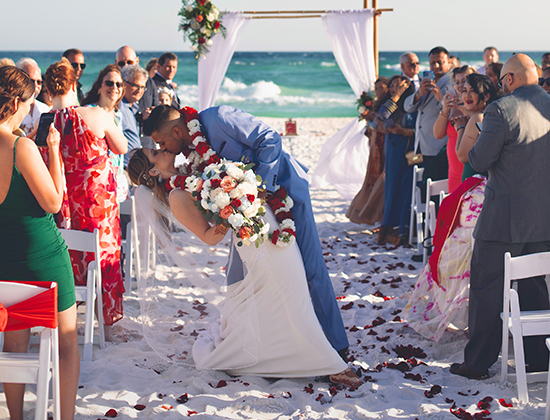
[{"xmin": 0, "ymin": 65, "xmax": 79, "ymax": 420}]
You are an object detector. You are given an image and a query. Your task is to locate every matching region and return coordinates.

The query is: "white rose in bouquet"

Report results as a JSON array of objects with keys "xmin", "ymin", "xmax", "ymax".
[
  {"xmin": 186, "ymin": 5, "xmax": 193, "ymax": 12},
  {"xmin": 201, "ymin": 199, "xmax": 209, "ymax": 210},
  {"xmin": 260, "ymin": 222, "xmax": 270, "ymax": 235},
  {"xmin": 228, "ymin": 213, "xmax": 244, "ymax": 228},
  {"xmin": 244, "ymin": 170, "xmax": 257, "ymax": 184},
  {"xmin": 187, "ymin": 120, "xmax": 201, "ymax": 135},
  {"xmin": 226, "ymin": 164, "xmax": 245, "ymax": 181},
  {"xmin": 210, "ymin": 188, "xmax": 230, "ymax": 208},
  {"xmin": 243, "ymin": 198, "xmax": 262, "ymax": 218}
]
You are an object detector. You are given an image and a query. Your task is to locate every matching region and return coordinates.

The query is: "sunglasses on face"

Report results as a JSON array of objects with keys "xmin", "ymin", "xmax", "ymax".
[
  {"xmin": 539, "ymin": 78, "xmax": 550, "ymax": 87},
  {"xmin": 117, "ymin": 60, "xmax": 134, "ymax": 67},
  {"xmin": 125, "ymin": 80, "xmax": 147, "ymax": 91},
  {"xmin": 103, "ymin": 80, "xmax": 123, "ymax": 88},
  {"xmin": 71, "ymin": 62, "xmax": 86, "ymax": 70}
]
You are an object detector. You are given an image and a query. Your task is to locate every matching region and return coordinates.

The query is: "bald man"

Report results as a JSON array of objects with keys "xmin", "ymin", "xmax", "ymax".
[
  {"xmin": 115, "ymin": 45, "xmax": 158, "ymax": 148},
  {"xmin": 450, "ymin": 54, "xmax": 550, "ymax": 379}
]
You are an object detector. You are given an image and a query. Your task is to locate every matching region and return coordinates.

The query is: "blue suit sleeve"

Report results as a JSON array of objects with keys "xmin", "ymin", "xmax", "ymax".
[
  {"xmin": 202, "ymin": 106, "xmax": 282, "ymax": 192},
  {"xmin": 469, "ymin": 103, "xmax": 506, "ymax": 173}
]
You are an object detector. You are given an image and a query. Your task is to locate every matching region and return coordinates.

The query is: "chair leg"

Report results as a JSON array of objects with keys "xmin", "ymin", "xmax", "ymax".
[
  {"xmin": 545, "ymin": 338, "xmax": 550, "ymax": 420},
  {"xmin": 124, "ymin": 223, "xmax": 132, "ymax": 297},
  {"xmin": 51, "ymin": 328, "xmax": 60, "ymax": 420},
  {"xmin": 416, "ymin": 211, "xmax": 424, "ymax": 255},
  {"xmin": 501, "ymin": 319, "xmax": 510, "ymax": 383},
  {"xmin": 511, "ymin": 292, "xmax": 529, "ymax": 403},
  {"xmin": 35, "ymin": 329, "xmax": 52, "ymax": 420}
]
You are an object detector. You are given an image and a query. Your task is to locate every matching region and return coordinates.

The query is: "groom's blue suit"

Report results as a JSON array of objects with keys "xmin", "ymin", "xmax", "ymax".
[{"xmin": 199, "ymin": 105, "xmax": 349, "ymax": 352}]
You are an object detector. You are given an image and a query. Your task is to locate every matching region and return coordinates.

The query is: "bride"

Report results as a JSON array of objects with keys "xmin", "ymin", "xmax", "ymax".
[{"xmin": 127, "ymin": 147, "xmax": 362, "ymax": 389}]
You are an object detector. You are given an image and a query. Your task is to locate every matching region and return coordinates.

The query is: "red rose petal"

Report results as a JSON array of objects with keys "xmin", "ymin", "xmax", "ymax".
[
  {"xmin": 134, "ymin": 404, "xmax": 146, "ymax": 411},
  {"xmin": 499, "ymin": 398, "xmax": 513, "ymax": 407},
  {"xmin": 187, "ymin": 410, "xmax": 197, "ymax": 416},
  {"xmin": 176, "ymin": 393, "xmax": 189, "ymax": 404},
  {"xmin": 104, "ymin": 409, "xmax": 117, "ymax": 418}
]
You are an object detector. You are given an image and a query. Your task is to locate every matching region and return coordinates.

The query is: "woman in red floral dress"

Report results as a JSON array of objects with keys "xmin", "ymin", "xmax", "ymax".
[{"xmin": 45, "ymin": 61, "xmax": 128, "ymax": 337}]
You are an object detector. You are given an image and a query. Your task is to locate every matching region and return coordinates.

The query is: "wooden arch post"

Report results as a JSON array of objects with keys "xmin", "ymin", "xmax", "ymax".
[{"xmin": 364, "ymin": 0, "xmax": 379, "ymax": 77}]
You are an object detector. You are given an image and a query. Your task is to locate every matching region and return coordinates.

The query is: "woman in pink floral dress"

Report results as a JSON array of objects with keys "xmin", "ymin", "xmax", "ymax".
[{"xmin": 45, "ymin": 61, "xmax": 128, "ymax": 336}]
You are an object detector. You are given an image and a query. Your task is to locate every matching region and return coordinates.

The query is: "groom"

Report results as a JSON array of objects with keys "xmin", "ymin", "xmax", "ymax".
[{"xmin": 143, "ymin": 104, "xmax": 349, "ymax": 359}]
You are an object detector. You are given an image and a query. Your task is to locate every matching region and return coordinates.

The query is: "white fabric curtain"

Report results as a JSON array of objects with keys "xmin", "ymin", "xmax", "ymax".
[
  {"xmin": 198, "ymin": 12, "xmax": 249, "ymax": 111},
  {"xmin": 311, "ymin": 9, "xmax": 377, "ymax": 200}
]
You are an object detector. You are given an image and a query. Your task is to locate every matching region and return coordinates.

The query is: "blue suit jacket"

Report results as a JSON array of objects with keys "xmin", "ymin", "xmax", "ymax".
[{"xmin": 199, "ymin": 106, "xmax": 310, "ymax": 283}]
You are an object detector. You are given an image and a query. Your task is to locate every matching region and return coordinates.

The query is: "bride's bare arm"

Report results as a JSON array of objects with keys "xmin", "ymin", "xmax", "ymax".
[{"xmin": 169, "ymin": 189, "xmax": 229, "ymax": 246}]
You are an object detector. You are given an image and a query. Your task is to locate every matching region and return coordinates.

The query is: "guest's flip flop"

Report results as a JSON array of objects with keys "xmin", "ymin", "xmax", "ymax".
[{"xmin": 329, "ymin": 367, "xmax": 363, "ymax": 391}]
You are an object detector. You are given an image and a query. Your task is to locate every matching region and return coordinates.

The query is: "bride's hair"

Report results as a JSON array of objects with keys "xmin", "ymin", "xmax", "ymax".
[{"xmin": 127, "ymin": 148, "xmax": 169, "ymax": 204}]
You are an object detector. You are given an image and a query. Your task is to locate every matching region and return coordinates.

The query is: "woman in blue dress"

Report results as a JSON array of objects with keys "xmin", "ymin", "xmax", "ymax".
[{"xmin": 377, "ymin": 75, "xmax": 417, "ymax": 245}]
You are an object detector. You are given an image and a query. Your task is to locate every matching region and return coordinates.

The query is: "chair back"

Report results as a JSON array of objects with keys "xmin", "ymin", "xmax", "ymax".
[
  {"xmin": 423, "ymin": 178, "xmax": 449, "ymax": 263},
  {"xmin": 409, "ymin": 165, "xmax": 425, "ymax": 245},
  {"xmin": 0, "ymin": 282, "xmax": 45, "ymax": 308}
]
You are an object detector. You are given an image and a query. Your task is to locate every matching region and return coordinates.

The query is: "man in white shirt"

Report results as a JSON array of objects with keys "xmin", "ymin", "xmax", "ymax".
[
  {"xmin": 16, "ymin": 57, "xmax": 50, "ymax": 136},
  {"xmin": 400, "ymin": 52, "xmax": 420, "ymax": 90}
]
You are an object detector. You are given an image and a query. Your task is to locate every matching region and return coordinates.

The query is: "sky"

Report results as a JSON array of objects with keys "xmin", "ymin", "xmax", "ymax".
[{"xmin": 0, "ymin": 0, "xmax": 547, "ymax": 53}]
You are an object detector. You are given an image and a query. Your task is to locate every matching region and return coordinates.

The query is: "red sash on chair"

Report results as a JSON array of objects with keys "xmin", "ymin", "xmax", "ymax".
[
  {"xmin": 0, "ymin": 281, "xmax": 58, "ymax": 332},
  {"xmin": 428, "ymin": 177, "xmax": 484, "ymax": 286}
]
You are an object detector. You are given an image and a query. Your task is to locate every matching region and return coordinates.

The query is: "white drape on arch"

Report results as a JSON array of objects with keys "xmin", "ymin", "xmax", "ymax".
[
  {"xmin": 198, "ymin": 12, "xmax": 249, "ymax": 111},
  {"xmin": 311, "ymin": 9, "xmax": 377, "ymax": 200}
]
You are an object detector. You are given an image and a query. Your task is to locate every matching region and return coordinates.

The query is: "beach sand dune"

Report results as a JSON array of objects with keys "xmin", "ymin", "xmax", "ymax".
[{"xmin": 1, "ymin": 118, "xmax": 546, "ymax": 419}]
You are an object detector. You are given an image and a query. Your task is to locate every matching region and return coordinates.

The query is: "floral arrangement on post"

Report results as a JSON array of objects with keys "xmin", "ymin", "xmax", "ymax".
[
  {"xmin": 178, "ymin": 0, "xmax": 226, "ymax": 59},
  {"xmin": 356, "ymin": 91, "xmax": 375, "ymax": 119}
]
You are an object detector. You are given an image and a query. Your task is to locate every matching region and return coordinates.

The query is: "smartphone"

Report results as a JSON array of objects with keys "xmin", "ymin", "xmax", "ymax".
[
  {"xmin": 476, "ymin": 122, "xmax": 483, "ymax": 132},
  {"xmin": 422, "ymin": 70, "xmax": 434, "ymax": 81},
  {"xmin": 35, "ymin": 112, "xmax": 55, "ymax": 146},
  {"xmin": 445, "ymin": 85, "xmax": 455, "ymax": 96}
]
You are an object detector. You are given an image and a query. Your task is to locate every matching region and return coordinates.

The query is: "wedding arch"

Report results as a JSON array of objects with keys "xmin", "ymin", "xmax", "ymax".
[{"xmin": 195, "ymin": 2, "xmax": 393, "ymax": 200}]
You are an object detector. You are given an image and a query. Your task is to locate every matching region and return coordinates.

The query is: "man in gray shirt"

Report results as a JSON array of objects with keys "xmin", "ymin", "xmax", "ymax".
[{"xmin": 404, "ymin": 46, "xmax": 453, "ymax": 167}]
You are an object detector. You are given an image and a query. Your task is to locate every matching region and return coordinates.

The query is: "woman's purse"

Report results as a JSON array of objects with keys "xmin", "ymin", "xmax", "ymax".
[{"xmin": 405, "ymin": 151, "xmax": 423, "ymax": 166}]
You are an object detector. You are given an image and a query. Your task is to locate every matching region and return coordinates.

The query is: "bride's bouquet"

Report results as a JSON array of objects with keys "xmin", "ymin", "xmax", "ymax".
[{"xmin": 189, "ymin": 160, "xmax": 270, "ymax": 247}]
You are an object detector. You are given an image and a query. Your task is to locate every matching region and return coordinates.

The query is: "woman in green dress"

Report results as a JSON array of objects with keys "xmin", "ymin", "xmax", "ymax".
[{"xmin": 0, "ymin": 66, "xmax": 79, "ymax": 420}]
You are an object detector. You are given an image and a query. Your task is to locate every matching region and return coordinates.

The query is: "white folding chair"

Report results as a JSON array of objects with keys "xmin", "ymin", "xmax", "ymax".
[
  {"xmin": 500, "ymin": 251, "xmax": 550, "ymax": 403},
  {"xmin": 59, "ymin": 228, "xmax": 104, "ymax": 361},
  {"xmin": 409, "ymin": 165, "xmax": 425, "ymax": 248},
  {"xmin": 120, "ymin": 196, "xmax": 140, "ymax": 296},
  {"xmin": 423, "ymin": 178, "xmax": 449, "ymax": 264},
  {"xmin": 0, "ymin": 281, "xmax": 60, "ymax": 420},
  {"xmin": 546, "ymin": 338, "xmax": 550, "ymax": 420}
]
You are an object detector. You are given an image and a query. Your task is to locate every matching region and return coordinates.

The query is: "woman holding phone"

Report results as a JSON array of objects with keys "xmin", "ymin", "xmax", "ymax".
[
  {"xmin": 0, "ymin": 66, "xmax": 79, "ymax": 420},
  {"xmin": 44, "ymin": 61, "xmax": 128, "ymax": 340}
]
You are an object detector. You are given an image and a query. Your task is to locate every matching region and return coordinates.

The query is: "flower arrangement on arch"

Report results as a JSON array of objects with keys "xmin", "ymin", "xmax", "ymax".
[
  {"xmin": 356, "ymin": 91, "xmax": 375, "ymax": 119},
  {"xmin": 178, "ymin": 0, "xmax": 226, "ymax": 59}
]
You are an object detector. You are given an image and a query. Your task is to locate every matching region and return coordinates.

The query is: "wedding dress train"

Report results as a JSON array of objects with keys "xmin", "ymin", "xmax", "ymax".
[{"xmin": 192, "ymin": 208, "xmax": 347, "ymax": 377}]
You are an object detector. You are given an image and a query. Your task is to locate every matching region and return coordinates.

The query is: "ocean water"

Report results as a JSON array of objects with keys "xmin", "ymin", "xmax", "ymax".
[{"xmin": 1, "ymin": 50, "xmax": 545, "ymax": 118}]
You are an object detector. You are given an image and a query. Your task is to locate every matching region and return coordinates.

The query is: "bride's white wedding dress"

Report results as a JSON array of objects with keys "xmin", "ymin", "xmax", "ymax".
[{"xmin": 192, "ymin": 208, "xmax": 347, "ymax": 377}]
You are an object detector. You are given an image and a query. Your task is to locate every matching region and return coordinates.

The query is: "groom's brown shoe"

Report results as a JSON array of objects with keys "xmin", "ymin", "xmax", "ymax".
[{"xmin": 450, "ymin": 363, "xmax": 489, "ymax": 380}]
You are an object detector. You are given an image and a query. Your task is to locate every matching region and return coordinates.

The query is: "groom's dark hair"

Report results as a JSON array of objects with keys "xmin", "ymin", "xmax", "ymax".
[{"xmin": 143, "ymin": 105, "xmax": 181, "ymax": 136}]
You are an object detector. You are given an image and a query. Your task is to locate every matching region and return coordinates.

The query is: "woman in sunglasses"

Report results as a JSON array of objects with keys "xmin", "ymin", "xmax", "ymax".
[{"xmin": 44, "ymin": 61, "xmax": 128, "ymax": 340}]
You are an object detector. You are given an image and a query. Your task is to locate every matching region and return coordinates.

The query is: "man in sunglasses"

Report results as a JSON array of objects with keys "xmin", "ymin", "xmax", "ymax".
[
  {"xmin": 539, "ymin": 67, "xmax": 550, "ymax": 95},
  {"xmin": 451, "ymin": 54, "xmax": 550, "ymax": 380},
  {"xmin": 115, "ymin": 45, "xmax": 159, "ymax": 148},
  {"xmin": 400, "ymin": 52, "xmax": 420, "ymax": 90},
  {"xmin": 62, "ymin": 48, "xmax": 86, "ymax": 104},
  {"xmin": 15, "ymin": 57, "xmax": 50, "ymax": 136}
]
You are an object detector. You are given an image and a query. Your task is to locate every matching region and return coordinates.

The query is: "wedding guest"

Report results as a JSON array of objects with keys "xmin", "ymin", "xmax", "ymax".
[
  {"xmin": 377, "ymin": 75, "xmax": 416, "ymax": 245},
  {"xmin": 450, "ymin": 55, "xmax": 461, "ymax": 68},
  {"xmin": 542, "ymin": 53, "xmax": 550, "ymax": 70},
  {"xmin": 400, "ymin": 52, "xmax": 420, "ymax": 89},
  {"xmin": 0, "ymin": 65, "xmax": 79, "ymax": 420},
  {"xmin": 451, "ymin": 54, "xmax": 550, "ymax": 379},
  {"xmin": 404, "ymin": 46, "xmax": 453, "ymax": 168},
  {"xmin": 157, "ymin": 86, "xmax": 175, "ymax": 107},
  {"xmin": 48, "ymin": 62, "xmax": 128, "ymax": 340},
  {"xmin": 477, "ymin": 46, "xmax": 499, "ymax": 75},
  {"xmin": 146, "ymin": 58, "xmax": 158, "ymax": 79},
  {"xmin": 120, "ymin": 64, "xmax": 149, "ymax": 167},
  {"xmin": 540, "ymin": 67, "xmax": 550, "ymax": 95},
  {"xmin": 15, "ymin": 58, "xmax": 50, "ymax": 136},
  {"xmin": 62, "ymin": 48, "xmax": 86, "ymax": 104},
  {"xmin": 153, "ymin": 52, "xmax": 180, "ymax": 108},
  {"xmin": 37, "ymin": 78, "xmax": 54, "ymax": 108},
  {"xmin": 0, "ymin": 58, "xmax": 15, "ymax": 67},
  {"xmin": 454, "ymin": 74, "xmax": 498, "ymax": 181},
  {"xmin": 116, "ymin": 46, "xmax": 158, "ymax": 149},
  {"xmin": 486, "ymin": 62, "xmax": 503, "ymax": 91},
  {"xmin": 347, "ymin": 77, "xmax": 389, "ymax": 225},
  {"xmin": 433, "ymin": 65, "xmax": 477, "ymax": 192}
]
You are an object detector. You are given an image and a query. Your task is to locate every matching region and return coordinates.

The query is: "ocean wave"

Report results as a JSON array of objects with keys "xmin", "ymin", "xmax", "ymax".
[
  {"xmin": 176, "ymin": 77, "xmax": 354, "ymax": 107},
  {"xmin": 321, "ymin": 62, "xmax": 336, "ymax": 67}
]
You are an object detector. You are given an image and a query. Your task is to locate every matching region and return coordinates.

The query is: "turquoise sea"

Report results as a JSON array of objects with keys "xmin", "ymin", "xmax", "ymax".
[{"xmin": 1, "ymin": 50, "xmax": 545, "ymax": 118}]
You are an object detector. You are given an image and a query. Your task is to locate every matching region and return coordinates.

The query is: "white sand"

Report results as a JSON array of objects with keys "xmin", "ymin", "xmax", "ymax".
[{"xmin": 2, "ymin": 117, "xmax": 547, "ymax": 419}]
